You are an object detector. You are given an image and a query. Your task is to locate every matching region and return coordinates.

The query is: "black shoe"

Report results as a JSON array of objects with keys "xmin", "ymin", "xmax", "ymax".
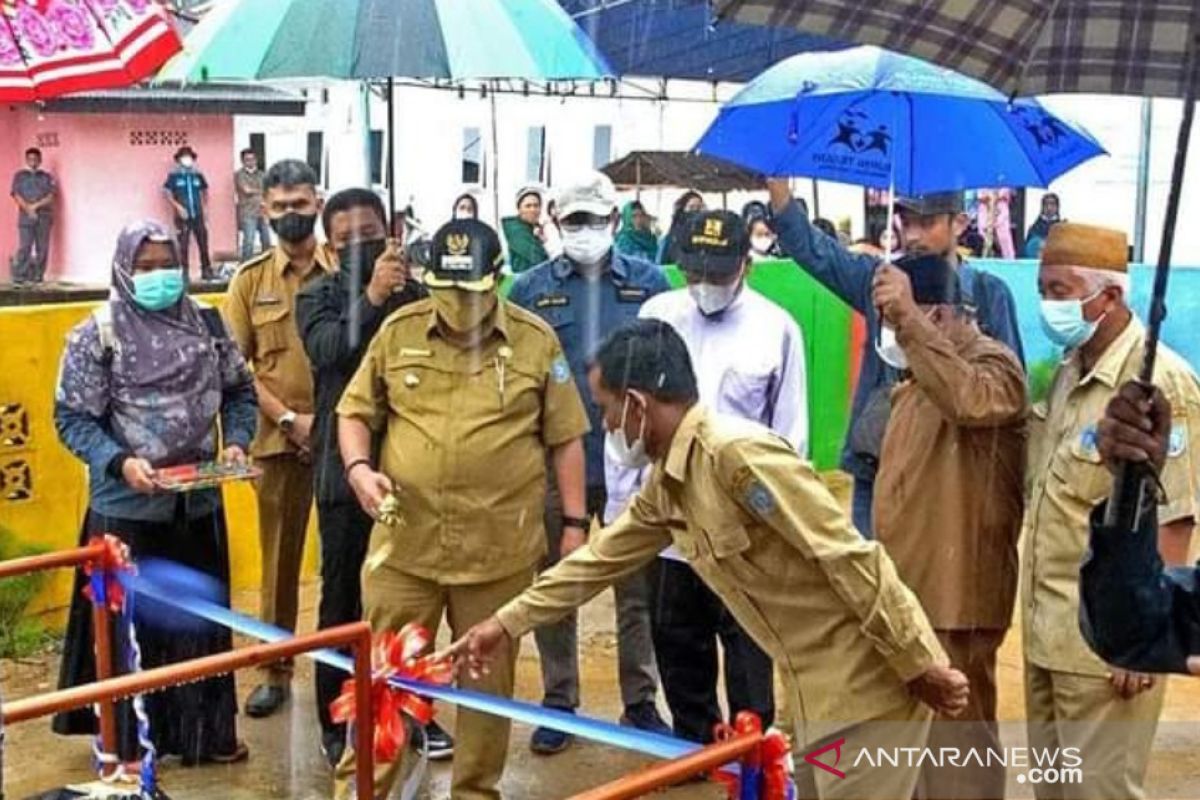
[
  {"xmin": 415, "ymin": 720, "xmax": 454, "ymax": 761},
  {"xmin": 244, "ymin": 684, "xmax": 289, "ymax": 718},
  {"xmin": 620, "ymin": 701, "xmax": 672, "ymax": 735},
  {"xmin": 321, "ymin": 728, "xmax": 346, "ymax": 768}
]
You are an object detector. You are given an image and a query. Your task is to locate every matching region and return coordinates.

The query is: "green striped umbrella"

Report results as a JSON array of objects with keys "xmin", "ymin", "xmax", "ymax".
[{"xmin": 158, "ymin": 0, "xmax": 611, "ymax": 82}]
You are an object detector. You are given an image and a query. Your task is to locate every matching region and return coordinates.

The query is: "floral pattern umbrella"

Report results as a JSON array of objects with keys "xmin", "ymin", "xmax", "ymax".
[{"xmin": 0, "ymin": 0, "xmax": 182, "ymax": 102}]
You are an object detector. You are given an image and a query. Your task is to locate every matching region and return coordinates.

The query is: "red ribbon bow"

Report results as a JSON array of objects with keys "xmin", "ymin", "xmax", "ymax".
[
  {"xmin": 330, "ymin": 624, "xmax": 454, "ymax": 763},
  {"xmin": 709, "ymin": 713, "xmax": 794, "ymax": 799},
  {"xmin": 81, "ymin": 534, "xmax": 133, "ymax": 613}
]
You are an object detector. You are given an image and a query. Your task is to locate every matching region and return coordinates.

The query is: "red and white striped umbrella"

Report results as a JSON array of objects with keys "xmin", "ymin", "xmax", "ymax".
[{"xmin": 0, "ymin": 0, "xmax": 181, "ymax": 102}]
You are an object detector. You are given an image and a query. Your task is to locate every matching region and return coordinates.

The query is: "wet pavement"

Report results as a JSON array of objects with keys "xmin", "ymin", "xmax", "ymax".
[{"xmin": 6, "ymin": 581, "xmax": 1200, "ymax": 799}]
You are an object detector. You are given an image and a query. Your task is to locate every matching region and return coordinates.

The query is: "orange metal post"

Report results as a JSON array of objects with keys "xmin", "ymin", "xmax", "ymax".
[
  {"xmin": 90, "ymin": 599, "xmax": 119, "ymax": 778},
  {"xmin": 568, "ymin": 730, "xmax": 762, "ymax": 800},
  {"xmin": 353, "ymin": 624, "xmax": 374, "ymax": 800}
]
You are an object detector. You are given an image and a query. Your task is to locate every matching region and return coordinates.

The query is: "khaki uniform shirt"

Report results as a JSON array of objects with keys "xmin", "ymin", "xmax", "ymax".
[
  {"xmin": 336, "ymin": 299, "xmax": 590, "ymax": 584},
  {"xmin": 1023, "ymin": 316, "xmax": 1200, "ymax": 676},
  {"xmin": 875, "ymin": 316, "xmax": 1028, "ymax": 630},
  {"xmin": 223, "ymin": 246, "xmax": 332, "ymax": 458},
  {"xmin": 497, "ymin": 406, "xmax": 947, "ymax": 745}
]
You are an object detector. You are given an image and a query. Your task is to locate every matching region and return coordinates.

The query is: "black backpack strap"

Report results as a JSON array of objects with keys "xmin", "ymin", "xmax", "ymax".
[{"xmin": 198, "ymin": 306, "xmax": 229, "ymax": 340}]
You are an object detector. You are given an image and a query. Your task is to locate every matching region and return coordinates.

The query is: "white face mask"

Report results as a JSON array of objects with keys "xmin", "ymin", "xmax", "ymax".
[
  {"xmin": 179, "ymin": 156, "xmax": 195, "ymax": 168},
  {"xmin": 563, "ymin": 227, "xmax": 613, "ymax": 265},
  {"xmin": 750, "ymin": 235, "xmax": 775, "ymax": 255},
  {"xmin": 875, "ymin": 325, "xmax": 909, "ymax": 370},
  {"xmin": 688, "ymin": 281, "xmax": 741, "ymax": 316},
  {"xmin": 607, "ymin": 393, "xmax": 651, "ymax": 469}
]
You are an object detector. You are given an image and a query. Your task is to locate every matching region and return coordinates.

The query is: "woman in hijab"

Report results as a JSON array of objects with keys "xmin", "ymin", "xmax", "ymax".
[
  {"xmin": 51, "ymin": 220, "xmax": 258, "ymax": 766},
  {"xmin": 657, "ymin": 190, "xmax": 704, "ymax": 264},
  {"xmin": 452, "ymin": 192, "xmax": 479, "ymax": 221},
  {"xmin": 501, "ymin": 185, "xmax": 550, "ymax": 273},
  {"xmin": 613, "ymin": 200, "xmax": 658, "ymax": 262}
]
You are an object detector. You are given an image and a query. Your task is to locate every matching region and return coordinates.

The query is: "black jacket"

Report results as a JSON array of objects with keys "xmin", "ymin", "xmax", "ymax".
[
  {"xmin": 1080, "ymin": 502, "xmax": 1200, "ymax": 674},
  {"xmin": 296, "ymin": 271, "xmax": 425, "ymax": 507}
]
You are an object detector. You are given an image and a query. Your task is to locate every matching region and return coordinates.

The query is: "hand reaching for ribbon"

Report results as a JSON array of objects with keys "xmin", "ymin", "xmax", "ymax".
[{"xmin": 439, "ymin": 616, "xmax": 511, "ymax": 682}]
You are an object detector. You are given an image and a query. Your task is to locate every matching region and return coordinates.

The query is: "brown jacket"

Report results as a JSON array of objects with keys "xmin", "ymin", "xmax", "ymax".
[{"xmin": 873, "ymin": 313, "xmax": 1028, "ymax": 631}]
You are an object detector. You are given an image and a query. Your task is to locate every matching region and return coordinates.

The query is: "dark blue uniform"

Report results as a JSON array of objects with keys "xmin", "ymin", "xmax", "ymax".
[{"xmin": 1081, "ymin": 503, "xmax": 1200, "ymax": 674}]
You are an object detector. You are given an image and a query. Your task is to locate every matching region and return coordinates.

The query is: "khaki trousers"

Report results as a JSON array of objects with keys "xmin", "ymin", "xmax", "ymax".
[
  {"xmin": 255, "ymin": 453, "xmax": 313, "ymax": 683},
  {"xmin": 1024, "ymin": 662, "xmax": 1165, "ymax": 800},
  {"xmin": 794, "ymin": 698, "xmax": 934, "ymax": 800},
  {"xmin": 335, "ymin": 561, "xmax": 534, "ymax": 800},
  {"xmin": 922, "ymin": 629, "xmax": 1007, "ymax": 800}
]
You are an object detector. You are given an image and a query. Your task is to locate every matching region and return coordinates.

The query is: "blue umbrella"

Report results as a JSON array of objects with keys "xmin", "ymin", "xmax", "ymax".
[{"xmin": 695, "ymin": 46, "xmax": 1106, "ymax": 195}]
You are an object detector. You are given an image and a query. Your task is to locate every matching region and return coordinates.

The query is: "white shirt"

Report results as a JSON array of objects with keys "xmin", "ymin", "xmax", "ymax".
[{"xmin": 604, "ymin": 286, "xmax": 809, "ymax": 560}]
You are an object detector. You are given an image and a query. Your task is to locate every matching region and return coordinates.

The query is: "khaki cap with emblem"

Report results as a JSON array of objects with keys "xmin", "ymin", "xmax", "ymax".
[
  {"xmin": 1040, "ymin": 222, "xmax": 1128, "ymax": 272},
  {"xmin": 423, "ymin": 219, "xmax": 505, "ymax": 292}
]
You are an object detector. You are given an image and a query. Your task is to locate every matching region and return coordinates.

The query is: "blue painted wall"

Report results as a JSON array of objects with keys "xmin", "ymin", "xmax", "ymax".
[{"xmin": 973, "ymin": 259, "xmax": 1200, "ymax": 372}]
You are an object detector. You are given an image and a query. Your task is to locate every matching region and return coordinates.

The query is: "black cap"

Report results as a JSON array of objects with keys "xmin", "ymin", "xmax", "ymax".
[
  {"xmin": 678, "ymin": 210, "xmax": 749, "ymax": 278},
  {"xmin": 174, "ymin": 146, "xmax": 197, "ymax": 161},
  {"xmin": 425, "ymin": 219, "xmax": 504, "ymax": 292},
  {"xmin": 893, "ymin": 253, "xmax": 962, "ymax": 305},
  {"xmin": 895, "ymin": 191, "xmax": 963, "ymax": 216}
]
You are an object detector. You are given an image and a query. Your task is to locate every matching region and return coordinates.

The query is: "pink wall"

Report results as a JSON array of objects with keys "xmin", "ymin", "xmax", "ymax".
[{"xmin": 1, "ymin": 108, "xmax": 237, "ymax": 283}]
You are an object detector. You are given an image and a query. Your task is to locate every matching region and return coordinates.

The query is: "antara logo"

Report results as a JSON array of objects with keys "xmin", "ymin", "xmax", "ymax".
[{"xmin": 805, "ymin": 737, "xmax": 847, "ymax": 779}]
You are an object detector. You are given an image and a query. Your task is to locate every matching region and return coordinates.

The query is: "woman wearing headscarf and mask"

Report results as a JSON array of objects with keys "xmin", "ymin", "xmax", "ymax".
[
  {"xmin": 614, "ymin": 200, "xmax": 659, "ymax": 262},
  {"xmin": 657, "ymin": 190, "xmax": 704, "ymax": 264},
  {"xmin": 502, "ymin": 185, "xmax": 550, "ymax": 273},
  {"xmin": 51, "ymin": 220, "xmax": 258, "ymax": 765}
]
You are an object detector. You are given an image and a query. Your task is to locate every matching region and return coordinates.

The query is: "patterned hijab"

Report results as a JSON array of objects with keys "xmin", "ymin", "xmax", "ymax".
[{"xmin": 60, "ymin": 220, "xmax": 223, "ymax": 463}]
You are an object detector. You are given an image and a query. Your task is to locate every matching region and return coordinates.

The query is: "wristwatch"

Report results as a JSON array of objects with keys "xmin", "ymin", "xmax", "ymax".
[
  {"xmin": 562, "ymin": 514, "xmax": 592, "ymax": 532},
  {"xmin": 278, "ymin": 410, "xmax": 297, "ymax": 432}
]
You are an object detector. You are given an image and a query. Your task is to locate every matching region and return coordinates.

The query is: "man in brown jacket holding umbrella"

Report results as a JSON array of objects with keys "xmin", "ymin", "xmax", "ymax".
[{"xmin": 871, "ymin": 253, "xmax": 1028, "ymax": 799}]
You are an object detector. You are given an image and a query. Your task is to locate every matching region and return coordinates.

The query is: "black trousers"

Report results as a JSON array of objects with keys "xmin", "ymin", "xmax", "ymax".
[
  {"xmin": 175, "ymin": 214, "xmax": 212, "ymax": 276},
  {"xmin": 649, "ymin": 557, "xmax": 775, "ymax": 743},
  {"xmin": 314, "ymin": 501, "xmax": 373, "ymax": 737}
]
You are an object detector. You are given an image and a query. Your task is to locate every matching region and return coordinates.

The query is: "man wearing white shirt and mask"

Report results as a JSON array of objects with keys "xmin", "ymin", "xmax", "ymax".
[{"xmin": 606, "ymin": 209, "xmax": 808, "ymax": 743}]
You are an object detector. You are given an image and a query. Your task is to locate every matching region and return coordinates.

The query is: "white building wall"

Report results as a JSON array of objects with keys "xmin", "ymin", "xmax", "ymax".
[{"xmin": 235, "ymin": 82, "xmax": 1200, "ymax": 264}]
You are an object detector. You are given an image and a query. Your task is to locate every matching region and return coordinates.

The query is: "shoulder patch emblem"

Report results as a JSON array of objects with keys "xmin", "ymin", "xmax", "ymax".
[
  {"xmin": 550, "ymin": 355, "xmax": 571, "ymax": 384},
  {"xmin": 745, "ymin": 481, "xmax": 776, "ymax": 517}
]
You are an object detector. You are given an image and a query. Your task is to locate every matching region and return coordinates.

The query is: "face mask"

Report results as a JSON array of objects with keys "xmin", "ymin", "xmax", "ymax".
[
  {"xmin": 270, "ymin": 212, "xmax": 318, "ymax": 244},
  {"xmin": 131, "ymin": 268, "xmax": 185, "ymax": 311},
  {"xmin": 607, "ymin": 393, "xmax": 651, "ymax": 469},
  {"xmin": 431, "ymin": 289, "xmax": 497, "ymax": 333},
  {"xmin": 563, "ymin": 227, "xmax": 613, "ymax": 265},
  {"xmin": 750, "ymin": 235, "xmax": 775, "ymax": 255},
  {"xmin": 875, "ymin": 325, "xmax": 909, "ymax": 370},
  {"xmin": 179, "ymin": 156, "xmax": 194, "ymax": 168},
  {"xmin": 688, "ymin": 280, "xmax": 741, "ymax": 316},
  {"xmin": 1040, "ymin": 291, "xmax": 1104, "ymax": 349},
  {"xmin": 337, "ymin": 238, "xmax": 388, "ymax": 286}
]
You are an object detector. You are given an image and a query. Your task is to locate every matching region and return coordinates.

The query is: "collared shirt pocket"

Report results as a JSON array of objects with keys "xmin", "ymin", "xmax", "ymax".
[
  {"xmin": 385, "ymin": 357, "xmax": 452, "ymax": 421},
  {"xmin": 718, "ymin": 368, "xmax": 775, "ymax": 422},
  {"xmin": 249, "ymin": 303, "xmax": 291, "ymax": 361},
  {"xmin": 1054, "ymin": 422, "xmax": 1110, "ymax": 506}
]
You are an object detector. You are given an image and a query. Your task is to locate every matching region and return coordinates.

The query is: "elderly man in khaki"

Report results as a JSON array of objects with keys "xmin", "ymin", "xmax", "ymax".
[
  {"xmin": 1024, "ymin": 223, "xmax": 1200, "ymax": 800},
  {"xmin": 334, "ymin": 220, "xmax": 591, "ymax": 800},
  {"xmin": 223, "ymin": 159, "xmax": 330, "ymax": 717},
  {"xmin": 450, "ymin": 319, "xmax": 971, "ymax": 800}
]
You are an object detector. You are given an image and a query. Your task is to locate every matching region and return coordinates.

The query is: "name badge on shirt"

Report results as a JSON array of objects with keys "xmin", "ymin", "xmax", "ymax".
[
  {"xmin": 536, "ymin": 294, "xmax": 570, "ymax": 309},
  {"xmin": 254, "ymin": 295, "xmax": 282, "ymax": 306},
  {"xmin": 618, "ymin": 287, "xmax": 648, "ymax": 303},
  {"xmin": 399, "ymin": 348, "xmax": 432, "ymax": 358}
]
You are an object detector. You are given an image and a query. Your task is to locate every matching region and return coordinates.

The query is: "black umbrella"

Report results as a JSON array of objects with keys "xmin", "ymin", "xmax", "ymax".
[{"xmin": 717, "ymin": 0, "xmax": 1200, "ymax": 529}]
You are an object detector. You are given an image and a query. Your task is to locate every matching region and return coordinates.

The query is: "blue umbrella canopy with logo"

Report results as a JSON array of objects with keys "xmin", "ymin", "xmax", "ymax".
[{"xmin": 695, "ymin": 46, "xmax": 1105, "ymax": 195}]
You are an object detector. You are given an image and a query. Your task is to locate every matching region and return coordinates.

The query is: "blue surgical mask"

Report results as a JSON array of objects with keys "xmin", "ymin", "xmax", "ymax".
[
  {"xmin": 1039, "ymin": 291, "xmax": 1103, "ymax": 349},
  {"xmin": 132, "ymin": 268, "xmax": 185, "ymax": 311}
]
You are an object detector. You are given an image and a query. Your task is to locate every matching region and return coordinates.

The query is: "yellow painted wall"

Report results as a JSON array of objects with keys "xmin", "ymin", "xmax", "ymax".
[{"xmin": 0, "ymin": 294, "xmax": 318, "ymax": 626}]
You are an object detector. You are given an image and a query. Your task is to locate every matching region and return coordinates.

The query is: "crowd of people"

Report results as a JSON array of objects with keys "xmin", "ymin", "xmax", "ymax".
[{"xmin": 43, "ymin": 148, "xmax": 1200, "ymax": 800}]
